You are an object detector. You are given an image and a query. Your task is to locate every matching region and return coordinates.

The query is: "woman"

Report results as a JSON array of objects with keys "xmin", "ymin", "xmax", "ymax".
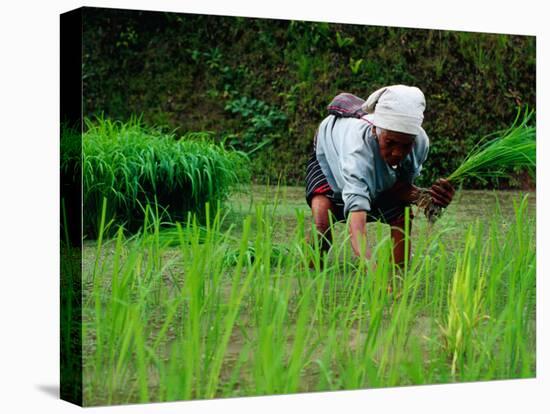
[{"xmin": 306, "ymin": 85, "xmax": 455, "ymax": 266}]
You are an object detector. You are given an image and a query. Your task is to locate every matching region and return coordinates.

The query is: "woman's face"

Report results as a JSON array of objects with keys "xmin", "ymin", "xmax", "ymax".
[{"xmin": 374, "ymin": 127, "xmax": 416, "ymax": 167}]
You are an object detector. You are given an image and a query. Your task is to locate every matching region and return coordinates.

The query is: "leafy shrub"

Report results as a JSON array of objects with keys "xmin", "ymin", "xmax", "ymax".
[{"xmin": 224, "ymin": 97, "xmax": 287, "ymax": 154}]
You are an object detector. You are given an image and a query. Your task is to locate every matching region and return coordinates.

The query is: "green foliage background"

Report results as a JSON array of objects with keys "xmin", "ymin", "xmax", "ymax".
[{"xmin": 82, "ymin": 7, "xmax": 535, "ymax": 188}]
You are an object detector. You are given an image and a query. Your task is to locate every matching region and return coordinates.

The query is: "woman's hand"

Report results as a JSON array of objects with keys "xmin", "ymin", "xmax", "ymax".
[{"xmin": 429, "ymin": 178, "xmax": 455, "ymax": 207}]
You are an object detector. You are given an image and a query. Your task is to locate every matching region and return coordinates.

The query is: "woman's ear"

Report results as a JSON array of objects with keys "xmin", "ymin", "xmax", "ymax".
[{"xmin": 372, "ymin": 126, "xmax": 378, "ymax": 138}]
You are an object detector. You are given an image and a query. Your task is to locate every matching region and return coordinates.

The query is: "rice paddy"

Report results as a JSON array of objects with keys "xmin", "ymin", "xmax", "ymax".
[{"xmin": 78, "ymin": 185, "xmax": 536, "ymax": 406}]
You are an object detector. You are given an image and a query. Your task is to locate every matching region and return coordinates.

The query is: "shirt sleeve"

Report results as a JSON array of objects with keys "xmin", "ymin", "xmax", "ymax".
[{"xmin": 339, "ymin": 126, "xmax": 375, "ymax": 215}]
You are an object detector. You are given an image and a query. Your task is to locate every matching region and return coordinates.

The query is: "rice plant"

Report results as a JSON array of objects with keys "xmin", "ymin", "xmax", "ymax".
[
  {"xmin": 81, "ymin": 190, "xmax": 535, "ymax": 405},
  {"xmin": 68, "ymin": 116, "xmax": 251, "ymax": 238},
  {"xmin": 418, "ymin": 108, "xmax": 535, "ymax": 222}
]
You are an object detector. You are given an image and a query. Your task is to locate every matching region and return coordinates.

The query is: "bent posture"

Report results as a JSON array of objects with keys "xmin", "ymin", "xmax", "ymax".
[{"xmin": 306, "ymin": 85, "xmax": 454, "ymax": 266}]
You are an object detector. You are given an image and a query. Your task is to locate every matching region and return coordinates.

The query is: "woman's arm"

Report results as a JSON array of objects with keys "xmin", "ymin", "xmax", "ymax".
[
  {"xmin": 386, "ymin": 180, "xmax": 421, "ymax": 204},
  {"xmin": 349, "ymin": 211, "xmax": 371, "ymax": 259},
  {"xmin": 388, "ymin": 179, "xmax": 455, "ymax": 207}
]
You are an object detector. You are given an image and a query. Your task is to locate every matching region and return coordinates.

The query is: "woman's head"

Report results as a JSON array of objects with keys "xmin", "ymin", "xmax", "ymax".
[{"xmin": 362, "ymin": 85, "xmax": 426, "ymax": 136}]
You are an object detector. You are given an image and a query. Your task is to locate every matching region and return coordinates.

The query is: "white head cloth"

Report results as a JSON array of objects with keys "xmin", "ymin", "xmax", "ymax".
[{"xmin": 361, "ymin": 85, "xmax": 426, "ymax": 135}]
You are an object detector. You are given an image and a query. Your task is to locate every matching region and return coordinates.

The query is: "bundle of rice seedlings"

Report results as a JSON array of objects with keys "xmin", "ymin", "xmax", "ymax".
[{"xmin": 417, "ymin": 108, "xmax": 536, "ymax": 222}]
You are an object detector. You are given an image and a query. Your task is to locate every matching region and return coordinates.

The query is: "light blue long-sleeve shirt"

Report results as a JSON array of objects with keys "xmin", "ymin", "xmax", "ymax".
[{"xmin": 315, "ymin": 114, "xmax": 429, "ymax": 216}]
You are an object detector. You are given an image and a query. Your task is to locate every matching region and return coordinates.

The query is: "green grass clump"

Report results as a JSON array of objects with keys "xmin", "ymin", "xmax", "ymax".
[{"xmin": 78, "ymin": 116, "xmax": 250, "ymax": 238}]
